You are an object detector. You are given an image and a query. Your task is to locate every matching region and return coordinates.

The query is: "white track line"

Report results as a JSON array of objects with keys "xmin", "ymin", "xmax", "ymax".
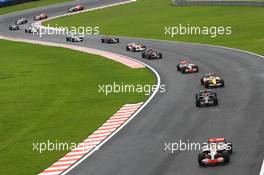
[{"xmin": 259, "ymin": 159, "xmax": 264, "ymax": 175}]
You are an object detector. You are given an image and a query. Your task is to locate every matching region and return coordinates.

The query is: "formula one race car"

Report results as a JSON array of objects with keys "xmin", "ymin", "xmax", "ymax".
[
  {"xmin": 180, "ymin": 63, "xmax": 199, "ymax": 74},
  {"xmin": 66, "ymin": 35, "xmax": 84, "ymax": 42},
  {"xmin": 198, "ymin": 138, "xmax": 232, "ymax": 167},
  {"xmin": 15, "ymin": 18, "xmax": 27, "ymax": 25},
  {"xmin": 101, "ymin": 37, "xmax": 119, "ymax": 44},
  {"xmin": 68, "ymin": 5, "xmax": 84, "ymax": 12},
  {"xmin": 9, "ymin": 25, "xmax": 19, "ymax": 30},
  {"xmin": 34, "ymin": 13, "xmax": 48, "ymax": 20},
  {"xmin": 142, "ymin": 49, "xmax": 162, "ymax": 59},
  {"xmin": 126, "ymin": 43, "xmax": 146, "ymax": 52},
  {"xmin": 200, "ymin": 73, "xmax": 225, "ymax": 88},
  {"xmin": 177, "ymin": 60, "xmax": 190, "ymax": 71},
  {"xmin": 25, "ymin": 27, "xmax": 39, "ymax": 34},
  {"xmin": 195, "ymin": 89, "xmax": 218, "ymax": 107}
]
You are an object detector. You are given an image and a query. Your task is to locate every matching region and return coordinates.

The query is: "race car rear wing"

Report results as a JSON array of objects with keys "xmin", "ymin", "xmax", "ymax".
[{"xmin": 208, "ymin": 138, "xmax": 225, "ymax": 143}]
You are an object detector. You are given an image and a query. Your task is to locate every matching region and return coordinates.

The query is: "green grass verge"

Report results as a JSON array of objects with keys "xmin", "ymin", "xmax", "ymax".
[
  {"xmin": 0, "ymin": 0, "xmax": 71, "ymax": 15},
  {"xmin": 0, "ymin": 39, "xmax": 154, "ymax": 175},
  {"xmin": 45, "ymin": 0, "xmax": 264, "ymax": 55}
]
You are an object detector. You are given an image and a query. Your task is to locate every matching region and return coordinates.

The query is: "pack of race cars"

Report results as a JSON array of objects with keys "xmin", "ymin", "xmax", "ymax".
[
  {"xmin": 8, "ymin": 4, "xmax": 85, "ymax": 32},
  {"xmin": 176, "ymin": 60, "xmax": 230, "ymax": 166},
  {"xmin": 8, "ymin": 6, "xmax": 231, "ymax": 168},
  {"xmin": 176, "ymin": 59, "xmax": 225, "ymax": 108}
]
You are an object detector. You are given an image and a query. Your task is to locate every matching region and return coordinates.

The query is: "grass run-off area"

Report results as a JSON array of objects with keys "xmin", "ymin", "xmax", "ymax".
[
  {"xmin": 0, "ymin": 39, "xmax": 154, "ymax": 175},
  {"xmin": 45, "ymin": 0, "xmax": 264, "ymax": 55},
  {"xmin": 0, "ymin": 0, "xmax": 71, "ymax": 15}
]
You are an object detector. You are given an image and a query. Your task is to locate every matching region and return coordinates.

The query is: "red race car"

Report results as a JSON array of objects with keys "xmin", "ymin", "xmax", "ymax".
[
  {"xmin": 198, "ymin": 138, "xmax": 232, "ymax": 167},
  {"xmin": 177, "ymin": 60, "xmax": 199, "ymax": 73},
  {"xmin": 177, "ymin": 60, "xmax": 189, "ymax": 71},
  {"xmin": 34, "ymin": 13, "xmax": 48, "ymax": 20},
  {"xmin": 181, "ymin": 63, "xmax": 199, "ymax": 73},
  {"xmin": 68, "ymin": 5, "xmax": 84, "ymax": 12}
]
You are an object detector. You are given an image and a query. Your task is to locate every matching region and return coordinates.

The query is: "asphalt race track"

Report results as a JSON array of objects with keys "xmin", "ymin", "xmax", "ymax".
[{"xmin": 1, "ymin": 0, "xmax": 264, "ymax": 174}]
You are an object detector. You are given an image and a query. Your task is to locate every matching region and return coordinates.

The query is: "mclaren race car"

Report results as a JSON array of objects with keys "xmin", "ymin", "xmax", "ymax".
[
  {"xmin": 25, "ymin": 27, "xmax": 39, "ymax": 34},
  {"xmin": 201, "ymin": 73, "xmax": 225, "ymax": 88},
  {"xmin": 101, "ymin": 37, "xmax": 119, "ymax": 44},
  {"xmin": 177, "ymin": 60, "xmax": 190, "ymax": 71},
  {"xmin": 34, "ymin": 13, "xmax": 48, "ymax": 20},
  {"xmin": 126, "ymin": 43, "xmax": 146, "ymax": 52},
  {"xmin": 195, "ymin": 89, "xmax": 218, "ymax": 107},
  {"xmin": 142, "ymin": 49, "xmax": 162, "ymax": 59},
  {"xmin": 68, "ymin": 5, "xmax": 84, "ymax": 13},
  {"xmin": 198, "ymin": 138, "xmax": 232, "ymax": 167},
  {"xmin": 9, "ymin": 25, "xmax": 19, "ymax": 30},
  {"xmin": 66, "ymin": 35, "xmax": 84, "ymax": 42},
  {"xmin": 15, "ymin": 18, "xmax": 27, "ymax": 25},
  {"xmin": 180, "ymin": 63, "xmax": 199, "ymax": 73}
]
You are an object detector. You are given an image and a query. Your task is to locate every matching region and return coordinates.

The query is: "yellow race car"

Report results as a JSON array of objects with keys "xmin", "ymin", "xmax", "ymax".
[{"xmin": 201, "ymin": 73, "xmax": 225, "ymax": 88}]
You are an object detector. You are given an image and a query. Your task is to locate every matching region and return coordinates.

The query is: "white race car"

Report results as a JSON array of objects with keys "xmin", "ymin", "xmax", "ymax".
[
  {"xmin": 15, "ymin": 18, "xmax": 27, "ymax": 25},
  {"xmin": 126, "ymin": 43, "xmax": 146, "ymax": 52},
  {"xmin": 66, "ymin": 35, "xmax": 84, "ymax": 42}
]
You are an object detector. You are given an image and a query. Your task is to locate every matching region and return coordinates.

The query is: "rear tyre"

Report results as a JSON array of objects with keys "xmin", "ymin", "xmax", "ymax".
[
  {"xmin": 198, "ymin": 153, "xmax": 206, "ymax": 167},
  {"xmin": 182, "ymin": 68, "xmax": 186, "ymax": 74},
  {"xmin": 214, "ymin": 99, "xmax": 218, "ymax": 106},
  {"xmin": 205, "ymin": 82, "xmax": 209, "ymax": 88},
  {"xmin": 177, "ymin": 65, "xmax": 180, "ymax": 71},
  {"xmin": 221, "ymin": 80, "xmax": 225, "ymax": 87},
  {"xmin": 196, "ymin": 100, "xmax": 201, "ymax": 107},
  {"xmin": 200, "ymin": 78, "xmax": 204, "ymax": 85},
  {"xmin": 222, "ymin": 151, "xmax": 230, "ymax": 163}
]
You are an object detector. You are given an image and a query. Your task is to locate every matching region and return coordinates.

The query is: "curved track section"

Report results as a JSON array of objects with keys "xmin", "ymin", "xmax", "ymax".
[{"xmin": 1, "ymin": 1, "xmax": 264, "ymax": 175}]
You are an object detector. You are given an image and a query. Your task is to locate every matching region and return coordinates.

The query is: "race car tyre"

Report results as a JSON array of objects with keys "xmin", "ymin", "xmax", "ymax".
[
  {"xmin": 198, "ymin": 153, "xmax": 206, "ymax": 167},
  {"xmin": 182, "ymin": 68, "xmax": 186, "ymax": 74},
  {"xmin": 177, "ymin": 65, "xmax": 180, "ymax": 71},
  {"xmin": 116, "ymin": 39, "xmax": 120, "ymax": 43},
  {"xmin": 222, "ymin": 151, "xmax": 230, "ymax": 163},
  {"xmin": 126, "ymin": 46, "xmax": 129, "ymax": 51},
  {"xmin": 220, "ymin": 80, "xmax": 225, "ymax": 87},
  {"xmin": 101, "ymin": 39, "xmax": 105, "ymax": 43},
  {"xmin": 205, "ymin": 82, "xmax": 209, "ymax": 88},
  {"xmin": 142, "ymin": 53, "xmax": 145, "ymax": 58},
  {"xmin": 200, "ymin": 78, "xmax": 204, "ymax": 85},
  {"xmin": 196, "ymin": 100, "xmax": 201, "ymax": 107},
  {"xmin": 159, "ymin": 53, "xmax": 163, "ymax": 59},
  {"xmin": 213, "ymin": 99, "xmax": 218, "ymax": 106},
  {"xmin": 133, "ymin": 48, "xmax": 136, "ymax": 52}
]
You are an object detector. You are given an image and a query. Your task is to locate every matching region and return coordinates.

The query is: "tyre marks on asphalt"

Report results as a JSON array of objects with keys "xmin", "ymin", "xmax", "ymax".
[{"xmin": 39, "ymin": 102, "xmax": 143, "ymax": 175}]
